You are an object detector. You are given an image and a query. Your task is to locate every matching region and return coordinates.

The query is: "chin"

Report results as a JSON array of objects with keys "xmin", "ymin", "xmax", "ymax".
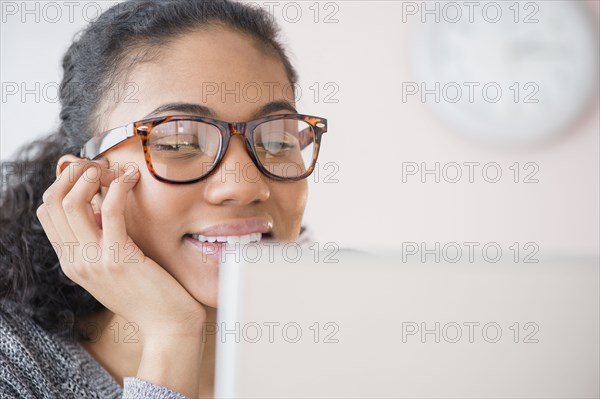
[
  {"xmin": 198, "ymin": 294, "xmax": 218, "ymax": 309},
  {"xmin": 187, "ymin": 271, "xmax": 219, "ymax": 309}
]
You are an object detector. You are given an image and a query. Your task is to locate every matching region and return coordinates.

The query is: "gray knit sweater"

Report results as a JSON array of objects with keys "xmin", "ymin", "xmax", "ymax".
[{"xmin": 0, "ymin": 299, "xmax": 191, "ymax": 399}]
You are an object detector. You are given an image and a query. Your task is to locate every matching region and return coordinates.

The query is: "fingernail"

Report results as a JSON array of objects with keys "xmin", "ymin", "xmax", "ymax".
[
  {"xmin": 122, "ymin": 167, "xmax": 140, "ymax": 182},
  {"xmin": 125, "ymin": 168, "xmax": 138, "ymax": 176},
  {"xmin": 57, "ymin": 161, "xmax": 72, "ymax": 177},
  {"xmin": 94, "ymin": 211, "xmax": 103, "ymax": 229},
  {"xmin": 92, "ymin": 158, "xmax": 109, "ymax": 168}
]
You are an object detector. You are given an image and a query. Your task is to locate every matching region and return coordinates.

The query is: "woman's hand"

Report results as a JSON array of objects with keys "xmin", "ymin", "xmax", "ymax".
[{"xmin": 36, "ymin": 158, "xmax": 207, "ymax": 342}]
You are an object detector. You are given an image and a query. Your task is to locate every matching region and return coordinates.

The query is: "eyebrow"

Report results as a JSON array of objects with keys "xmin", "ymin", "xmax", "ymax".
[{"xmin": 143, "ymin": 100, "xmax": 298, "ymax": 120}]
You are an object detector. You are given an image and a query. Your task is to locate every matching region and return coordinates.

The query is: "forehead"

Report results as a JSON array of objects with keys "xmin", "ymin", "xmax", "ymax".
[
  {"xmin": 103, "ymin": 27, "xmax": 293, "ymax": 129},
  {"xmin": 151, "ymin": 27, "xmax": 285, "ymax": 83}
]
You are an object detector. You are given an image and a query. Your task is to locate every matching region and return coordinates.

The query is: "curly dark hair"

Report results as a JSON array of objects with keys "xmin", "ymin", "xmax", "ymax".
[{"xmin": 0, "ymin": 0, "xmax": 298, "ymax": 340}]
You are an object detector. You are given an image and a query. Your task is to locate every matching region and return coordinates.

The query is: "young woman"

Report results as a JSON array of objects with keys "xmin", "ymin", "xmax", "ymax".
[{"xmin": 0, "ymin": 1, "xmax": 327, "ymax": 398}]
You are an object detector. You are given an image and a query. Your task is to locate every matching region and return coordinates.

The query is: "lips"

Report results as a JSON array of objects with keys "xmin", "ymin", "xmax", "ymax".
[
  {"xmin": 187, "ymin": 218, "xmax": 273, "ymax": 237},
  {"xmin": 189, "ymin": 232, "xmax": 262, "ymax": 244},
  {"xmin": 184, "ymin": 218, "xmax": 273, "ymax": 261},
  {"xmin": 184, "ymin": 237, "xmax": 227, "ymax": 261},
  {"xmin": 184, "ymin": 233, "xmax": 273, "ymax": 261}
]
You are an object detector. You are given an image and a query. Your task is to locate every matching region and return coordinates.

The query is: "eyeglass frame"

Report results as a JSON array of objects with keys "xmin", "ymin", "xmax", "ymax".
[{"xmin": 80, "ymin": 113, "xmax": 328, "ymax": 184}]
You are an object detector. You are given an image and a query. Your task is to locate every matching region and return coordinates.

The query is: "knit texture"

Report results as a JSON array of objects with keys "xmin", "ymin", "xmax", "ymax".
[{"xmin": 0, "ymin": 299, "xmax": 190, "ymax": 399}]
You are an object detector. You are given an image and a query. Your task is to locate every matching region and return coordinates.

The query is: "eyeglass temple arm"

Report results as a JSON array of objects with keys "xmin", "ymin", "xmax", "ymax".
[
  {"xmin": 298, "ymin": 126, "xmax": 318, "ymax": 150},
  {"xmin": 80, "ymin": 123, "xmax": 136, "ymax": 159}
]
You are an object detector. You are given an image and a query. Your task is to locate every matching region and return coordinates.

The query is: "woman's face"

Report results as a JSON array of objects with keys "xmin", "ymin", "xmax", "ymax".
[{"xmin": 94, "ymin": 27, "xmax": 307, "ymax": 308}]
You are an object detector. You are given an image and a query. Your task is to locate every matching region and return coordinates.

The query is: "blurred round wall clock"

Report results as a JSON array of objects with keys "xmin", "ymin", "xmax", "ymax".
[{"xmin": 409, "ymin": 0, "xmax": 599, "ymax": 145}]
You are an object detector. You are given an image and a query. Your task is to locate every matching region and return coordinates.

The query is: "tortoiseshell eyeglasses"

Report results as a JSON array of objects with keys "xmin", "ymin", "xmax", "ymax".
[{"xmin": 80, "ymin": 114, "xmax": 328, "ymax": 183}]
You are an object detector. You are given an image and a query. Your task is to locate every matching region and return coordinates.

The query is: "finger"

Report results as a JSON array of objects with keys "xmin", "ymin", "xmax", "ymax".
[
  {"xmin": 94, "ymin": 157, "xmax": 119, "ymax": 187},
  {"xmin": 36, "ymin": 204, "xmax": 79, "ymax": 280},
  {"xmin": 46, "ymin": 159, "xmax": 114, "ymax": 244},
  {"xmin": 85, "ymin": 159, "xmax": 117, "ymax": 229},
  {"xmin": 43, "ymin": 161, "xmax": 88, "ymax": 244},
  {"xmin": 62, "ymin": 157, "xmax": 116, "ymax": 187},
  {"xmin": 91, "ymin": 193, "xmax": 103, "ymax": 229},
  {"xmin": 36, "ymin": 203, "xmax": 64, "ymax": 257},
  {"xmin": 101, "ymin": 167, "xmax": 142, "ymax": 257},
  {"xmin": 62, "ymin": 165, "xmax": 104, "ymax": 246}
]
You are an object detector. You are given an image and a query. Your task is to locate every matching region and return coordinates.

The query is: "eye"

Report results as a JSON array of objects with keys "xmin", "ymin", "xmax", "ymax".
[
  {"xmin": 150, "ymin": 135, "xmax": 203, "ymax": 159},
  {"xmin": 152, "ymin": 141, "xmax": 200, "ymax": 152},
  {"xmin": 152, "ymin": 135, "xmax": 201, "ymax": 152},
  {"xmin": 255, "ymin": 131, "xmax": 298, "ymax": 157}
]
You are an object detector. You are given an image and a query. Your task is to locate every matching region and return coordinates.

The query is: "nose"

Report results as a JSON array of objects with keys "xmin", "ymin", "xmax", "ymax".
[{"xmin": 203, "ymin": 136, "xmax": 270, "ymax": 206}]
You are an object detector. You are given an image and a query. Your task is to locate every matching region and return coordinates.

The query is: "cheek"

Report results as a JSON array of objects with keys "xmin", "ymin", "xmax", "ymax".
[
  {"xmin": 270, "ymin": 180, "xmax": 308, "ymax": 239},
  {"xmin": 122, "ymin": 170, "xmax": 187, "ymax": 257}
]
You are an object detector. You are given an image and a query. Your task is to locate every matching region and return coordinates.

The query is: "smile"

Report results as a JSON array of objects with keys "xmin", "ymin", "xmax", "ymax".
[{"xmin": 188, "ymin": 232, "xmax": 263, "ymax": 244}]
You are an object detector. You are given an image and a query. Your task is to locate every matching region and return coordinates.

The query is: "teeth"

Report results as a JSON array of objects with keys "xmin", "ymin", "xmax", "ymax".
[{"xmin": 191, "ymin": 232, "xmax": 262, "ymax": 244}]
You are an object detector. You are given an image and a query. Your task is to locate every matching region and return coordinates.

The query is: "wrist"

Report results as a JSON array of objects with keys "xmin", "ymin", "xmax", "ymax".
[{"xmin": 137, "ymin": 336, "xmax": 204, "ymax": 399}]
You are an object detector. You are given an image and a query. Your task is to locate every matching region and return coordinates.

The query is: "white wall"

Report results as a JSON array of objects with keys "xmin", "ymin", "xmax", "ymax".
[{"xmin": 2, "ymin": 1, "xmax": 598, "ymax": 258}]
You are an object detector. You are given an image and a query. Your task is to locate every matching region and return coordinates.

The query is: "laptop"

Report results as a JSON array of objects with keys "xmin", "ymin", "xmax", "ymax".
[{"xmin": 214, "ymin": 247, "xmax": 599, "ymax": 398}]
